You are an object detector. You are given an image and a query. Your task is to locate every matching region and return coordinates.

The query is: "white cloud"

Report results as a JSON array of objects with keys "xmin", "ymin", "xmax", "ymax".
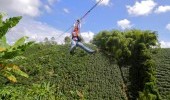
[
  {"xmin": 1, "ymin": 0, "xmax": 96, "ymax": 45},
  {"xmin": 6, "ymin": 18, "xmax": 69, "ymax": 44},
  {"xmin": 48, "ymin": 0, "xmax": 58, "ymax": 6},
  {"xmin": 0, "ymin": 0, "xmax": 65, "ymax": 44},
  {"xmin": 160, "ymin": 41, "xmax": 170, "ymax": 48},
  {"xmin": 44, "ymin": 5, "xmax": 52, "ymax": 13},
  {"xmin": 0, "ymin": 0, "xmax": 42, "ymax": 17},
  {"xmin": 45, "ymin": 0, "xmax": 59, "ymax": 13},
  {"xmin": 126, "ymin": 0, "xmax": 157, "ymax": 16},
  {"xmin": 81, "ymin": 31, "xmax": 95, "ymax": 43},
  {"xmin": 166, "ymin": 24, "xmax": 170, "ymax": 31},
  {"xmin": 96, "ymin": 0, "xmax": 110, "ymax": 6},
  {"xmin": 155, "ymin": 5, "xmax": 170, "ymax": 13},
  {"xmin": 5, "ymin": 18, "xmax": 94, "ymax": 44},
  {"xmin": 63, "ymin": 8, "xmax": 70, "ymax": 14},
  {"xmin": 117, "ymin": 19, "xmax": 132, "ymax": 30}
]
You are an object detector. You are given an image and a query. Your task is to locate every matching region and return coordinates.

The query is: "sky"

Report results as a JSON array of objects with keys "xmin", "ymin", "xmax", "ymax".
[{"xmin": 0, "ymin": 0, "xmax": 170, "ymax": 48}]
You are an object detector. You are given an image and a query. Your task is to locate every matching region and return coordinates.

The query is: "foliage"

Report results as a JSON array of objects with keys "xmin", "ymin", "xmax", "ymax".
[
  {"xmin": 43, "ymin": 37, "xmax": 57, "ymax": 45},
  {"xmin": 1, "ymin": 13, "xmax": 167, "ymax": 99},
  {"xmin": 0, "ymin": 14, "xmax": 21, "ymax": 39},
  {"xmin": 0, "ymin": 44, "xmax": 127, "ymax": 100},
  {"xmin": 152, "ymin": 48, "xmax": 170, "ymax": 100},
  {"xmin": 93, "ymin": 29, "xmax": 161, "ymax": 100},
  {"xmin": 0, "ymin": 31, "xmax": 169, "ymax": 99},
  {"xmin": 0, "ymin": 82, "xmax": 56, "ymax": 100},
  {"xmin": 64, "ymin": 36, "xmax": 71, "ymax": 44},
  {"xmin": 0, "ymin": 13, "xmax": 34, "ymax": 82}
]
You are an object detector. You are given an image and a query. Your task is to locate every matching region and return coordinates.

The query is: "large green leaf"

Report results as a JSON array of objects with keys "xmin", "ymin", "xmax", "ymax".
[
  {"xmin": 0, "ymin": 14, "xmax": 32, "ymax": 83},
  {"xmin": 0, "ymin": 35, "xmax": 10, "ymax": 48},
  {"xmin": 0, "ymin": 12, "xmax": 6, "ymax": 27},
  {"xmin": 0, "ymin": 16, "xmax": 22, "ymax": 39},
  {"xmin": 1, "ymin": 41, "xmax": 34, "ymax": 60},
  {"xmin": 12, "ymin": 36, "xmax": 28, "ymax": 49},
  {"xmin": 1, "ymin": 70, "xmax": 17, "ymax": 83},
  {"xmin": 0, "ymin": 14, "xmax": 2, "ymax": 27},
  {"xmin": 12, "ymin": 65, "xmax": 29, "ymax": 78}
]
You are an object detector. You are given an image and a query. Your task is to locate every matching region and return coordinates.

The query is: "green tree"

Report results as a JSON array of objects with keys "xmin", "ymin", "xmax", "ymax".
[
  {"xmin": 64, "ymin": 36, "xmax": 71, "ymax": 44},
  {"xmin": 0, "ymin": 13, "xmax": 34, "ymax": 82},
  {"xmin": 50, "ymin": 37, "xmax": 57, "ymax": 44},
  {"xmin": 93, "ymin": 29, "xmax": 161, "ymax": 100}
]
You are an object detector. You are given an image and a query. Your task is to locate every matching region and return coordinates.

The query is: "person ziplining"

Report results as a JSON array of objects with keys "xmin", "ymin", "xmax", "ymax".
[
  {"xmin": 56, "ymin": 0, "xmax": 103, "ymax": 54},
  {"xmin": 69, "ymin": 0, "xmax": 103, "ymax": 54},
  {"xmin": 69, "ymin": 19, "xmax": 96, "ymax": 54}
]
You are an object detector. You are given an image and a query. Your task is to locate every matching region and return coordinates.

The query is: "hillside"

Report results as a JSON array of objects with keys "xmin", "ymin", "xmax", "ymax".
[
  {"xmin": 0, "ymin": 43, "xmax": 127, "ymax": 100},
  {"xmin": 153, "ymin": 48, "xmax": 170, "ymax": 99},
  {"xmin": 1, "ymin": 43, "xmax": 170, "ymax": 100},
  {"xmin": 120, "ymin": 48, "xmax": 170, "ymax": 100}
]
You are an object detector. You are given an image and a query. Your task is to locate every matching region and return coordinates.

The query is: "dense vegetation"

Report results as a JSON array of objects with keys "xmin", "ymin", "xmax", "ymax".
[
  {"xmin": 93, "ymin": 30, "xmax": 161, "ymax": 100},
  {"xmin": 153, "ymin": 48, "xmax": 170, "ymax": 100},
  {"xmin": 0, "ymin": 13, "xmax": 33, "ymax": 83},
  {"xmin": 0, "ymin": 44, "xmax": 127, "ymax": 100}
]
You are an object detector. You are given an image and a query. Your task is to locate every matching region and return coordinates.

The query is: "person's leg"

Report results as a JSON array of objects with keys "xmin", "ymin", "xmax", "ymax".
[
  {"xmin": 77, "ymin": 42, "xmax": 95, "ymax": 54},
  {"xmin": 70, "ymin": 40, "xmax": 77, "ymax": 53}
]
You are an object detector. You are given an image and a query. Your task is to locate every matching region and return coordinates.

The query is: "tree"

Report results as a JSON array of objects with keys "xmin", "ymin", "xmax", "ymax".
[
  {"xmin": 0, "ymin": 13, "xmax": 34, "ymax": 83},
  {"xmin": 93, "ymin": 29, "xmax": 161, "ymax": 100},
  {"xmin": 44, "ymin": 37, "xmax": 49, "ymax": 42},
  {"xmin": 44, "ymin": 37, "xmax": 50, "ymax": 44},
  {"xmin": 50, "ymin": 37, "xmax": 57, "ymax": 44},
  {"xmin": 64, "ymin": 36, "xmax": 71, "ymax": 44}
]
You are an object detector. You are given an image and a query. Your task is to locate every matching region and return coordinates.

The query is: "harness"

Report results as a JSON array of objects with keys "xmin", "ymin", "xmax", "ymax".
[{"xmin": 72, "ymin": 23, "xmax": 80, "ymax": 41}]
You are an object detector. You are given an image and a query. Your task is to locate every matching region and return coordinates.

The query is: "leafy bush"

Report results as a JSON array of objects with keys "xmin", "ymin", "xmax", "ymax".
[
  {"xmin": 153, "ymin": 48, "xmax": 170, "ymax": 100},
  {"xmin": 0, "ymin": 13, "xmax": 33, "ymax": 83},
  {"xmin": 93, "ymin": 29, "xmax": 161, "ymax": 100},
  {"xmin": 0, "ymin": 44, "xmax": 127, "ymax": 100},
  {"xmin": 0, "ymin": 82, "xmax": 57, "ymax": 100}
]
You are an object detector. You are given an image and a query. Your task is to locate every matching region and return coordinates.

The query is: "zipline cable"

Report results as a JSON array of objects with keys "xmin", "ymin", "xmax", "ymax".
[
  {"xmin": 56, "ymin": 25, "xmax": 73, "ymax": 42},
  {"xmin": 56, "ymin": 0, "xmax": 103, "ymax": 42},
  {"xmin": 80, "ymin": 0, "xmax": 103, "ymax": 21}
]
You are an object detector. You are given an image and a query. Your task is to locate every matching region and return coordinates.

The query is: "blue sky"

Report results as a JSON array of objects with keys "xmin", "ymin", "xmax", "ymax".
[{"xmin": 0, "ymin": 0, "xmax": 170, "ymax": 47}]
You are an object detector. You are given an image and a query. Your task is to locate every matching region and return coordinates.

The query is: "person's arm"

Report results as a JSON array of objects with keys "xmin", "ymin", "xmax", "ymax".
[
  {"xmin": 78, "ymin": 22, "xmax": 81, "ymax": 36},
  {"xmin": 72, "ymin": 23, "xmax": 76, "ymax": 33}
]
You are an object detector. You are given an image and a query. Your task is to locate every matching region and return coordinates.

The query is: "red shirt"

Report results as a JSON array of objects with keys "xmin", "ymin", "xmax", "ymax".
[{"xmin": 72, "ymin": 22, "xmax": 81, "ymax": 41}]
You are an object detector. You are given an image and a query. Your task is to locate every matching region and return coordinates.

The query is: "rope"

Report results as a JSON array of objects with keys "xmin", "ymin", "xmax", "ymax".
[
  {"xmin": 80, "ymin": 0, "xmax": 103, "ymax": 21},
  {"xmin": 56, "ymin": 0, "xmax": 103, "ymax": 42},
  {"xmin": 56, "ymin": 25, "xmax": 73, "ymax": 41}
]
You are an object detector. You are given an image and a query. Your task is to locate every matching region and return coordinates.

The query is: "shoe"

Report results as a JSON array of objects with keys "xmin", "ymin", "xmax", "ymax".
[
  {"xmin": 89, "ymin": 50, "xmax": 96, "ymax": 54},
  {"xmin": 70, "ymin": 51, "xmax": 75, "ymax": 55}
]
